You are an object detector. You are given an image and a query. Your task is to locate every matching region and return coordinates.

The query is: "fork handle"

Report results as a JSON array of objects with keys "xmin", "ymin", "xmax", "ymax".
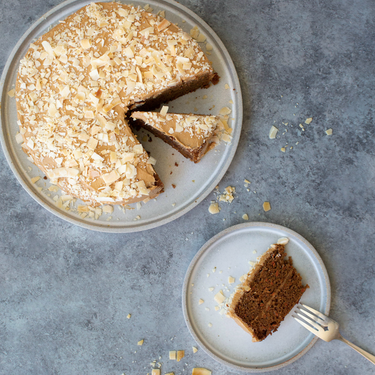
[{"xmin": 338, "ymin": 335, "xmax": 375, "ymax": 365}]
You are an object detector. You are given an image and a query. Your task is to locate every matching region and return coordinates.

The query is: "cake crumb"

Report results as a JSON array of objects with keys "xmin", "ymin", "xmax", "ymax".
[
  {"xmin": 208, "ymin": 323, "xmax": 212, "ymax": 327},
  {"xmin": 212, "ymin": 267, "xmax": 216, "ymax": 273},
  {"xmin": 208, "ymin": 287, "xmax": 214, "ymax": 292},
  {"xmin": 208, "ymin": 202, "xmax": 220, "ymax": 214},
  {"xmin": 219, "ymin": 186, "xmax": 235, "ymax": 203},
  {"xmin": 225, "ymin": 84, "xmax": 230, "ymax": 89},
  {"xmin": 242, "ymin": 214, "xmax": 249, "ymax": 221},
  {"xmin": 192, "ymin": 346, "xmax": 198, "ymax": 353},
  {"xmin": 127, "ymin": 314, "xmax": 131, "ymax": 319},
  {"xmin": 305, "ymin": 117, "xmax": 313, "ymax": 124},
  {"xmin": 177, "ymin": 350, "xmax": 184, "ymax": 362},
  {"xmin": 137, "ymin": 339, "xmax": 144, "ymax": 346},
  {"xmin": 325, "ymin": 128, "xmax": 332, "ymax": 135},
  {"xmin": 203, "ymin": 95, "xmax": 208, "ymax": 99},
  {"xmin": 263, "ymin": 201, "xmax": 271, "ymax": 212},
  {"xmin": 7, "ymin": 89, "xmax": 15, "ymax": 97},
  {"xmin": 169, "ymin": 351, "xmax": 176, "ymax": 360},
  {"xmin": 152, "ymin": 370, "xmax": 160, "ymax": 375},
  {"xmin": 214, "ymin": 306, "xmax": 220, "ymax": 311},
  {"xmin": 206, "ymin": 43, "xmax": 213, "ymax": 51},
  {"xmin": 199, "ymin": 299, "xmax": 204, "ymax": 305},
  {"xmin": 239, "ymin": 274, "xmax": 247, "ymax": 282},
  {"xmin": 228, "ymin": 276, "xmax": 235, "ymax": 284},
  {"xmin": 192, "ymin": 369, "xmax": 211, "ymax": 375},
  {"xmin": 281, "ymin": 147, "xmax": 286, "ymax": 152}
]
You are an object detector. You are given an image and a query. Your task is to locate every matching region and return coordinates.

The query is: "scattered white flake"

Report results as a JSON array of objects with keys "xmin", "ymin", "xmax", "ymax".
[
  {"xmin": 214, "ymin": 290, "xmax": 226, "ymax": 304},
  {"xmin": 208, "ymin": 323, "xmax": 212, "ymax": 327},
  {"xmin": 269, "ymin": 126, "xmax": 278, "ymax": 139},
  {"xmin": 208, "ymin": 202, "xmax": 220, "ymax": 214},
  {"xmin": 208, "ymin": 287, "xmax": 214, "ymax": 292},
  {"xmin": 15, "ymin": 133, "xmax": 23, "ymax": 144},
  {"xmin": 263, "ymin": 201, "xmax": 271, "ymax": 212},
  {"xmin": 102, "ymin": 205, "xmax": 113, "ymax": 214},
  {"xmin": 160, "ymin": 105, "xmax": 169, "ymax": 116},
  {"xmin": 219, "ymin": 106, "xmax": 231, "ymax": 115}
]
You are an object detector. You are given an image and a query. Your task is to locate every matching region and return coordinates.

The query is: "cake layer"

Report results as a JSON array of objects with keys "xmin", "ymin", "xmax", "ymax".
[
  {"xmin": 228, "ymin": 240, "xmax": 308, "ymax": 342},
  {"xmin": 130, "ymin": 111, "xmax": 220, "ymax": 163},
  {"xmin": 16, "ymin": 2, "xmax": 214, "ymax": 206}
]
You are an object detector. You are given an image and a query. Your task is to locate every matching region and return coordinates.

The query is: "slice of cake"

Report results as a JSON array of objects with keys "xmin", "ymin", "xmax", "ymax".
[
  {"xmin": 130, "ymin": 110, "xmax": 221, "ymax": 163},
  {"xmin": 227, "ymin": 238, "xmax": 308, "ymax": 342},
  {"xmin": 15, "ymin": 2, "xmax": 215, "ymax": 206}
]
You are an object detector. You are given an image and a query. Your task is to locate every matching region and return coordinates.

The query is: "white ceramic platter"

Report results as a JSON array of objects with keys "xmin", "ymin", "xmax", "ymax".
[
  {"xmin": 0, "ymin": 0, "xmax": 242, "ymax": 232},
  {"xmin": 183, "ymin": 222, "xmax": 331, "ymax": 372}
]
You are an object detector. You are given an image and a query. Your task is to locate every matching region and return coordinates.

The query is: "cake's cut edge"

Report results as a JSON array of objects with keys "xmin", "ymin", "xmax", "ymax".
[
  {"xmin": 227, "ymin": 239, "xmax": 309, "ymax": 342},
  {"xmin": 130, "ymin": 112, "xmax": 221, "ymax": 163}
]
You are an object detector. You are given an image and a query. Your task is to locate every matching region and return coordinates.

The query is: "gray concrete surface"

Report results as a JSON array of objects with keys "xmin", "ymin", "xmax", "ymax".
[{"xmin": 1, "ymin": 0, "xmax": 375, "ymax": 374}]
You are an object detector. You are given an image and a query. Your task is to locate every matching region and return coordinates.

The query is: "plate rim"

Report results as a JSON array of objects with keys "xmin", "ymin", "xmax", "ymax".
[
  {"xmin": 0, "ymin": 0, "xmax": 243, "ymax": 233},
  {"xmin": 182, "ymin": 222, "xmax": 331, "ymax": 372}
]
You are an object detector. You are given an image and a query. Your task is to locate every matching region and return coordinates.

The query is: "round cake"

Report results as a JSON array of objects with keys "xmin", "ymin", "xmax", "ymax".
[{"xmin": 16, "ymin": 2, "xmax": 214, "ymax": 206}]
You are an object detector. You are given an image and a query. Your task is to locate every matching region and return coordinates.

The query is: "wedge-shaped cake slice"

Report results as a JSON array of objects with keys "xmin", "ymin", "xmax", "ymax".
[
  {"xmin": 227, "ymin": 238, "xmax": 308, "ymax": 342},
  {"xmin": 16, "ymin": 2, "xmax": 214, "ymax": 206},
  {"xmin": 131, "ymin": 111, "xmax": 221, "ymax": 163}
]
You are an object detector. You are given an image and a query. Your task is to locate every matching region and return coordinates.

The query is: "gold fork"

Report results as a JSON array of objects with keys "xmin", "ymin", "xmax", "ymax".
[{"xmin": 293, "ymin": 303, "xmax": 375, "ymax": 365}]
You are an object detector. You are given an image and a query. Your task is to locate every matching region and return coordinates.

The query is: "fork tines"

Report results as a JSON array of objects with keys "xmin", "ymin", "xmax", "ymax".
[{"xmin": 293, "ymin": 304, "xmax": 326, "ymax": 333}]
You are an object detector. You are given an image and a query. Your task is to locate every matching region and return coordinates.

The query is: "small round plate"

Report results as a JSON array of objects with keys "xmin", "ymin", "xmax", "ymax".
[
  {"xmin": 0, "ymin": 0, "xmax": 242, "ymax": 232},
  {"xmin": 182, "ymin": 222, "xmax": 331, "ymax": 372}
]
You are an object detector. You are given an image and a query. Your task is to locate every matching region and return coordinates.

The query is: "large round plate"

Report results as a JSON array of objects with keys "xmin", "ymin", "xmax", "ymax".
[
  {"xmin": 0, "ymin": 0, "xmax": 242, "ymax": 232},
  {"xmin": 182, "ymin": 222, "xmax": 331, "ymax": 372}
]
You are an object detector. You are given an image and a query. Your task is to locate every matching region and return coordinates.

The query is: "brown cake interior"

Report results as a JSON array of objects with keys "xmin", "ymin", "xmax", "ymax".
[
  {"xmin": 129, "ymin": 117, "xmax": 210, "ymax": 163},
  {"xmin": 229, "ymin": 244, "xmax": 308, "ymax": 342}
]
